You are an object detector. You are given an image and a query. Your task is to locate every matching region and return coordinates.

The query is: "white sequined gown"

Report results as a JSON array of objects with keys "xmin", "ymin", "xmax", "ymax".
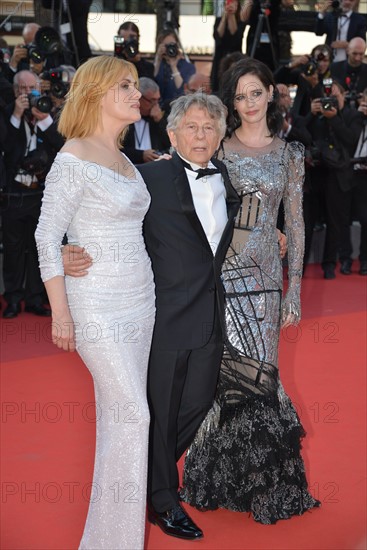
[
  {"xmin": 35, "ymin": 152, "xmax": 155, "ymax": 549},
  {"xmin": 182, "ymin": 137, "xmax": 320, "ymax": 524}
]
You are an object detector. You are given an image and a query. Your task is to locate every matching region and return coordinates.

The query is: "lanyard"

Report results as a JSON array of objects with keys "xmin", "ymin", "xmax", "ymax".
[{"xmin": 134, "ymin": 121, "xmax": 148, "ymax": 149}]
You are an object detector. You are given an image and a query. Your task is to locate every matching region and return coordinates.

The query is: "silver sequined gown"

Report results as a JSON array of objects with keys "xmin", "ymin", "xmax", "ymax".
[
  {"xmin": 181, "ymin": 136, "xmax": 320, "ymax": 524},
  {"xmin": 35, "ymin": 152, "xmax": 155, "ymax": 549}
]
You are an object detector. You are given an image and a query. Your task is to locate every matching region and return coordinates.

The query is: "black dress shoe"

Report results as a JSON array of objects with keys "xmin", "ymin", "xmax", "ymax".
[
  {"xmin": 148, "ymin": 503, "xmax": 203, "ymax": 540},
  {"xmin": 24, "ymin": 304, "xmax": 51, "ymax": 317},
  {"xmin": 340, "ymin": 259, "xmax": 352, "ymax": 275},
  {"xmin": 3, "ymin": 303, "xmax": 21, "ymax": 319},
  {"xmin": 323, "ymin": 265, "xmax": 336, "ymax": 280},
  {"xmin": 359, "ymin": 261, "xmax": 367, "ymax": 276}
]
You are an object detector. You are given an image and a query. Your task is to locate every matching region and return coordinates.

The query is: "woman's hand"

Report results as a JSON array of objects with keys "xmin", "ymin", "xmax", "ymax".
[{"xmin": 52, "ymin": 309, "xmax": 76, "ymax": 352}]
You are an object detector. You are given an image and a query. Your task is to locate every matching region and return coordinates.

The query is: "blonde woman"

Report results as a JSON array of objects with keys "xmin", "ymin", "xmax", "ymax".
[{"xmin": 35, "ymin": 56, "xmax": 155, "ymax": 549}]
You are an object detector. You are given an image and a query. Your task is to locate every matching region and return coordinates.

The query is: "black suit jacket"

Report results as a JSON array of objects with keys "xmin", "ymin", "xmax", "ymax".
[
  {"xmin": 138, "ymin": 152, "xmax": 240, "ymax": 350},
  {"xmin": 3, "ymin": 106, "xmax": 64, "ymax": 192},
  {"xmin": 123, "ymin": 117, "xmax": 171, "ymax": 164},
  {"xmin": 315, "ymin": 12, "xmax": 367, "ymax": 44},
  {"xmin": 331, "ymin": 60, "xmax": 367, "ymax": 94}
]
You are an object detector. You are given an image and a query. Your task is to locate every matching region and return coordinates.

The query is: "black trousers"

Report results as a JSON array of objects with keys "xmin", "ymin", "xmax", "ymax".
[
  {"xmin": 322, "ymin": 172, "xmax": 351, "ymax": 267},
  {"xmin": 339, "ymin": 172, "xmax": 367, "ymax": 262},
  {"xmin": 147, "ymin": 305, "xmax": 223, "ymax": 512},
  {"xmin": 2, "ymin": 193, "xmax": 45, "ymax": 306}
]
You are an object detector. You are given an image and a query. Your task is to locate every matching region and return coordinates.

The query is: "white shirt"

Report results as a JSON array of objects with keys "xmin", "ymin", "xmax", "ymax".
[
  {"xmin": 334, "ymin": 10, "xmax": 352, "ymax": 62},
  {"xmin": 134, "ymin": 118, "xmax": 152, "ymax": 150},
  {"xmin": 179, "ymin": 153, "xmax": 228, "ymax": 255}
]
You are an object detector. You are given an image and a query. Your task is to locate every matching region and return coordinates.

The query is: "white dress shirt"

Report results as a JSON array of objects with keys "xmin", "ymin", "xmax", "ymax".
[
  {"xmin": 134, "ymin": 118, "xmax": 152, "ymax": 150},
  {"xmin": 179, "ymin": 153, "xmax": 228, "ymax": 255}
]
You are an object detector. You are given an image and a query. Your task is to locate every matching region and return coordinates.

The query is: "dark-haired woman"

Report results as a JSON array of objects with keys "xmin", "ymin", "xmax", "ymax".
[{"xmin": 181, "ymin": 58, "xmax": 320, "ymax": 524}]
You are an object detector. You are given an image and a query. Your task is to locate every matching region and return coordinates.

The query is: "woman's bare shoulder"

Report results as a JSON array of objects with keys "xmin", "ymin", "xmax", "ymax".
[{"xmin": 60, "ymin": 138, "xmax": 89, "ymax": 159}]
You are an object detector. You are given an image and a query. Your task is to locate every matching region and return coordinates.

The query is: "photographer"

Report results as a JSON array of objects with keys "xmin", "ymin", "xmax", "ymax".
[
  {"xmin": 240, "ymin": 0, "xmax": 281, "ymax": 70},
  {"xmin": 210, "ymin": 0, "xmax": 246, "ymax": 93},
  {"xmin": 304, "ymin": 79, "xmax": 360, "ymax": 279},
  {"xmin": 339, "ymin": 88, "xmax": 367, "ymax": 275},
  {"xmin": 3, "ymin": 23, "xmax": 66, "ymax": 85},
  {"xmin": 315, "ymin": 0, "xmax": 366, "ymax": 62},
  {"xmin": 2, "ymin": 70, "xmax": 64, "ymax": 318},
  {"xmin": 331, "ymin": 37, "xmax": 367, "ymax": 106},
  {"xmin": 154, "ymin": 30, "xmax": 195, "ymax": 108},
  {"xmin": 2, "ymin": 23, "xmax": 41, "ymax": 84},
  {"xmin": 116, "ymin": 22, "xmax": 154, "ymax": 79},
  {"xmin": 274, "ymin": 44, "xmax": 332, "ymax": 116}
]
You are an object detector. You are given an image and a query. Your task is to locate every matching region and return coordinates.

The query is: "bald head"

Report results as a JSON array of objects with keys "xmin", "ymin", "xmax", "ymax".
[
  {"xmin": 347, "ymin": 37, "xmax": 366, "ymax": 67},
  {"xmin": 22, "ymin": 23, "xmax": 41, "ymax": 45},
  {"xmin": 185, "ymin": 73, "xmax": 212, "ymax": 95}
]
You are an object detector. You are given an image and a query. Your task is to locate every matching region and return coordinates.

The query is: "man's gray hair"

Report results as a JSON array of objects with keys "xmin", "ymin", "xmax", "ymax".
[
  {"xmin": 167, "ymin": 92, "xmax": 227, "ymax": 139},
  {"xmin": 13, "ymin": 70, "xmax": 38, "ymax": 89},
  {"xmin": 139, "ymin": 77, "xmax": 159, "ymax": 96}
]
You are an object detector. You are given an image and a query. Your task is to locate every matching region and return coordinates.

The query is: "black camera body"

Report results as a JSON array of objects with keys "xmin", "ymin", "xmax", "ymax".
[
  {"xmin": 41, "ymin": 67, "xmax": 71, "ymax": 99},
  {"xmin": 23, "ymin": 26, "xmax": 63, "ymax": 65},
  {"xmin": 20, "ymin": 149, "xmax": 49, "ymax": 177},
  {"xmin": 344, "ymin": 89, "xmax": 361, "ymax": 108},
  {"xmin": 165, "ymin": 42, "xmax": 179, "ymax": 58},
  {"xmin": 320, "ymin": 97, "xmax": 338, "ymax": 111},
  {"xmin": 331, "ymin": 0, "xmax": 342, "ymax": 13},
  {"xmin": 303, "ymin": 58, "xmax": 318, "ymax": 77},
  {"xmin": 22, "ymin": 43, "xmax": 45, "ymax": 64},
  {"xmin": 27, "ymin": 89, "xmax": 53, "ymax": 114},
  {"xmin": 114, "ymin": 36, "xmax": 139, "ymax": 59}
]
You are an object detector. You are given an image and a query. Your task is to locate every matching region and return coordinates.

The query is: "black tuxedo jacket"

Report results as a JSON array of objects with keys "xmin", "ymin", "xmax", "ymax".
[
  {"xmin": 331, "ymin": 60, "xmax": 367, "ymax": 94},
  {"xmin": 138, "ymin": 152, "xmax": 240, "ymax": 350},
  {"xmin": 123, "ymin": 117, "xmax": 171, "ymax": 164},
  {"xmin": 315, "ymin": 12, "xmax": 366, "ymax": 44}
]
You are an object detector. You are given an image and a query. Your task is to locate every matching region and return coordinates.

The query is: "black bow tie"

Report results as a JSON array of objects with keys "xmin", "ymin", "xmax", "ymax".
[
  {"xmin": 181, "ymin": 159, "xmax": 220, "ymax": 179},
  {"xmin": 195, "ymin": 167, "xmax": 221, "ymax": 179}
]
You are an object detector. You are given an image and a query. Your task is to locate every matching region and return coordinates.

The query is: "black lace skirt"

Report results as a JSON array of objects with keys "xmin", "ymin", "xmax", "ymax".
[{"xmin": 181, "ymin": 389, "xmax": 320, "ymax": 525}]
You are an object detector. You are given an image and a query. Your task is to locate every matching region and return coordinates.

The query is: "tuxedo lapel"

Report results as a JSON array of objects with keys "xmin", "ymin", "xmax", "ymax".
[{"xmin": 171, "ymin": 153, "xmax": 213, "ymax": 253}]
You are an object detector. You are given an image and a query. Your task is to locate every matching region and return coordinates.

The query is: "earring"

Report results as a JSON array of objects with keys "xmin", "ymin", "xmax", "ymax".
[{"xmin": 268, "ymin": 95, "xmax": 274, "ymax": 103}]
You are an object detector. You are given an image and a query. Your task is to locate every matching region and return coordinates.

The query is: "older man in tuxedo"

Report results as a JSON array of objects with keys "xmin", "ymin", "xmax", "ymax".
[{"xmin": 139, "ymin": 93, "xmax": 240, "ymax": 540}]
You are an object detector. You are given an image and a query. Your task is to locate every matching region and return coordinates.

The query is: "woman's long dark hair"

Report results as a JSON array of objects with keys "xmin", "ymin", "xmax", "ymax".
[{"xmin": 220, "ymin": 58, "xmax": 283, "ymax": 138}]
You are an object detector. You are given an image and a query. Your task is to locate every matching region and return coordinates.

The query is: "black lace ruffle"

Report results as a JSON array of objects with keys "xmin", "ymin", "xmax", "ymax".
[{"xmin": 181, "ymin": 393, "xmax": 320, "ymax": 525}]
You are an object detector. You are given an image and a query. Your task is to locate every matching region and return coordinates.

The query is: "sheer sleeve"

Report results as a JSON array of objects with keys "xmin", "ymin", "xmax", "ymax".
[
  {"xmin": 282, "ymin": 141, "xmax": 305, "ymax": 325},
  {"xmin": 35, "ymin": 154, "xmax": 85, "ymax": 282}
]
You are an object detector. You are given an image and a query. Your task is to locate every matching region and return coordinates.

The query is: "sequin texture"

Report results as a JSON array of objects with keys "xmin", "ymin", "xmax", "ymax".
[
  {"xmin": 181, "ymin": 136, "xmax": 320, "ymax": 524},
  {"xmin": 36, "ymin": 152, "xmax": 155, "ymax": 549}
]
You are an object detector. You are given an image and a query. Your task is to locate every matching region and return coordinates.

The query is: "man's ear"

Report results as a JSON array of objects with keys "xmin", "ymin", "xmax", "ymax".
[{"xmin": 168, "ymin": 129, "xmax": 177, "ymax": 149}]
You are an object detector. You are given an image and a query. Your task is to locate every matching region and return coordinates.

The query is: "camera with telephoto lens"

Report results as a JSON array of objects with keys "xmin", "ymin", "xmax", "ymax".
[
  {"xmin": 114, "ymin": 36, "xmax": 139, "ymax": 59},
  {"xmin": 165, "ymin": 42, "xmax": 179, "ymax": 58},
  {"xmin": 22, "ymin": 26, "xmax": 63, "ymax": 64},
  {"xmin": 303, "ymin": 51, "xmax": 329, "ymax": 77},
  {"xmin": 41, "ymin": 67, "xmax": 73, "ymax": 98},
  {"xmin": 26, "ymin": 89, "xmax": 53, "ymax": 114}
]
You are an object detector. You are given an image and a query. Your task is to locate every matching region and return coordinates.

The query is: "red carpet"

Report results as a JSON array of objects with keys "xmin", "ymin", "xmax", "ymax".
[{"xmin": 1, "ymin": 265, "xmax": 366, "ymax": 550}]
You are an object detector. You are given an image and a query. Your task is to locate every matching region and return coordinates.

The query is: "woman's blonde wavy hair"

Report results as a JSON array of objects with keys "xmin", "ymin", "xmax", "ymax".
[{"xmin": 58, "ymin": 55, "xmax": 138, "ymax": 147}]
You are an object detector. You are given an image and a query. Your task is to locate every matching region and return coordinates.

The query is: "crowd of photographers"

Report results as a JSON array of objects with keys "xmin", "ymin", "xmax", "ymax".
[{"xmin": 0, "ymin": 2, "xmax": 366, "ymax": 317}]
